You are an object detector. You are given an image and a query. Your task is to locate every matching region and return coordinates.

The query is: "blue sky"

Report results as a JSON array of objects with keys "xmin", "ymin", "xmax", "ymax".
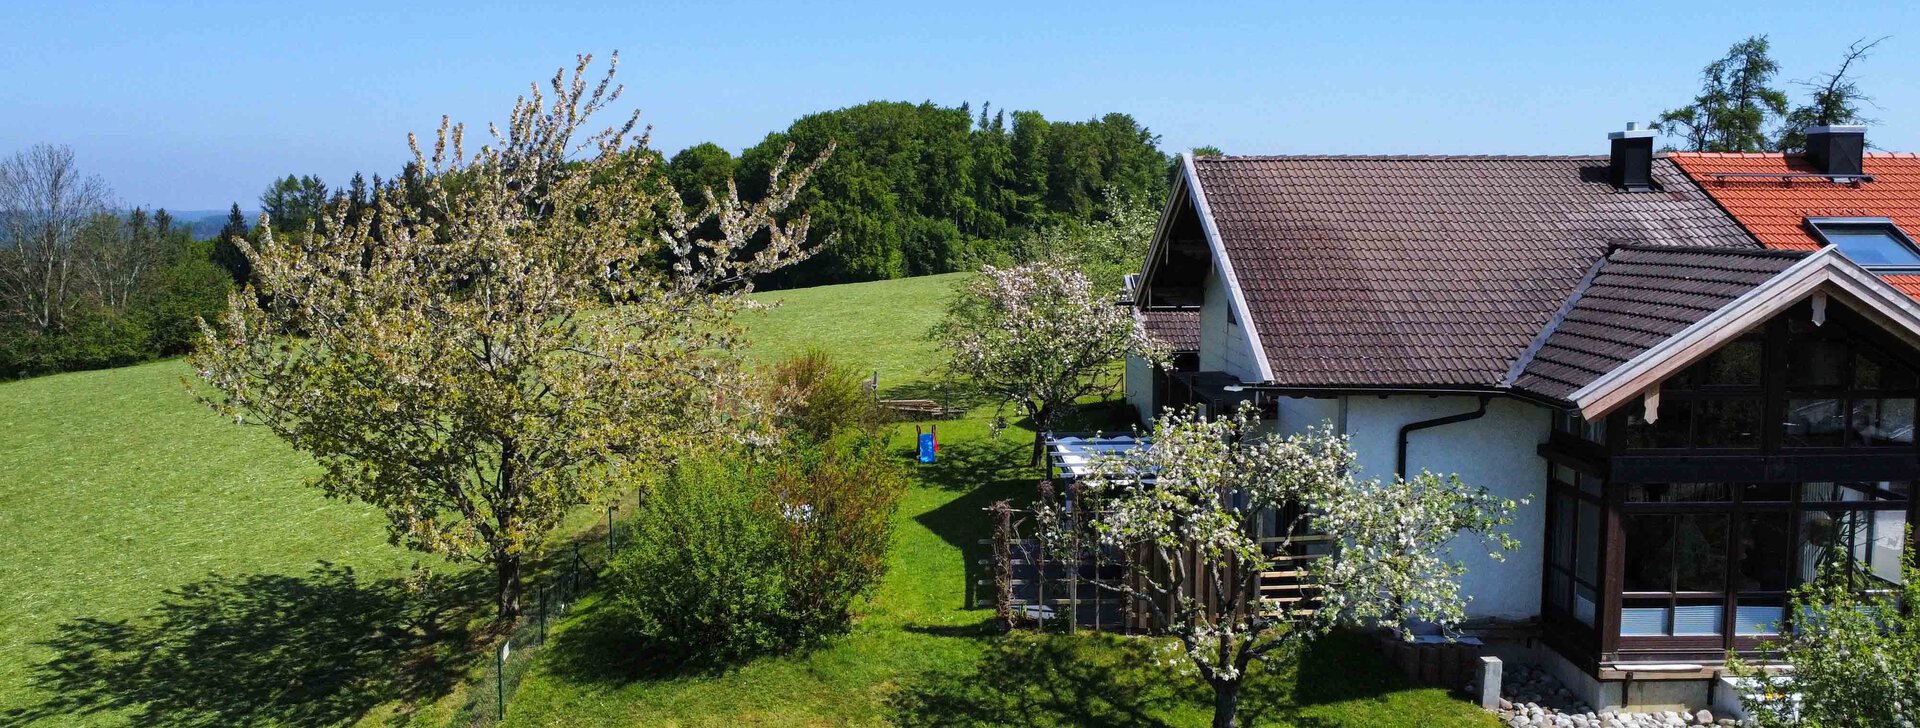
[{"xmin": 3, "ymin": 1, "xmax": 1916, "ymax": 211}]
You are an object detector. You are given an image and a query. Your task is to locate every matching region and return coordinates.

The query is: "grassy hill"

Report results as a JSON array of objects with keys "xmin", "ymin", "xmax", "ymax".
[{"xmin": 0, "ymin": 271, "xmax": 1494, "ymax": 728}]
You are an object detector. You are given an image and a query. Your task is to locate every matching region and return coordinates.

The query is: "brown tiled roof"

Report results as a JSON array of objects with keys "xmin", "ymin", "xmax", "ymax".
[
  {"xmin": 1141, "ymin": 309, "xmax": 1200, "ymax": 350},
  {"xmin": 1512, "ymin": 246, "xmax": 1805, "ymax": 400},
  {"xmin": 1190, "ymin": 155, "xmax": 1759, "ymax": 388}
]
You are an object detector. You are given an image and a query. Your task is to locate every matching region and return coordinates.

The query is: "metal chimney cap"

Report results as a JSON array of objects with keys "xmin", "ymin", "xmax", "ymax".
[
  {"xmin": 1609, "ymin": 124, "xmax": 1656, "ymax": 140},
  {"xmin": 1809, "ymin": 124, "xmax": 1867, "ymax": 135}
]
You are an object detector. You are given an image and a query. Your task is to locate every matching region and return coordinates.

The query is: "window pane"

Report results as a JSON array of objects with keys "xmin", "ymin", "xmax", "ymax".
[
  {"xmin": 1866, "ymin": 510, "xmax": 1907, "ymax": 587},
  {"xmin": 1738, "ymin": 512, "xmax": 1792, "ymax": 592},
  {"xmin": 1674, "ymin": 514, "xmax": 1728, "ymax": 592},
  {"xmin": 1550, "ymin": 493, "xmax": 1574, "ymax": 569},
  {"xmin": 1735, "ymin": 599, "xmax": 1786, "ymax": 636},
  {"xmin": 1573, "ymin": 583, "xmax": 1598, "ymax": 627},
  {"xmin": 1577, "ymin": 472, "xmax": 1603, "ymax": 497},
  {"xmin": 1699, "ymin": 339, "xmax": 1762, "ymax": 386},
  {"xmin": 1628, "ymin": 483, "xmax": 1730, "ymax": 503},
  {"xmin": 1798, "ymin": 510, "xmax": 1847, "ymax": 585},
  {"xmin": 1824, "ymin": 229, "xmax": 1920, "ymax": 266},
  {"xmin": 1696, "ymin": 397, "xmax": 1762, "ymax": 447},
  {"xmin": 1584, "ymin": 417, "xmax": 1608, "ymax": 443},
  {"xmin": 1805, "ymin": 481, "xmax": 1907, "ymax": 504},
  {"xmin": 1673, "ymin": 600, "xmax": 1725, "ymax": 635},
  {"xmin": 1547, "ymin": 569, "xmax": 1570, "ymax": 611},
  {"xmin": 1788, "ymin": 340, "xmax": 1849, "ymax": 387},
  {"xmin": 1741, "ymin": 483, "xmax": 1793, "ymax": 502},
  {"xmin": 1784, "ymin": 398, "xmax": 1846, "ymax": 447},
  {"xmin": 1577, "ymin": 500, "xmax": 1601, "ymax": 586},
  {"xmin": 1855, "ymin": 350, "xmax": 1919, "ymax": 390},
  {"xmin": 1553, "ymin": 464, "xmax": 1576, "ymax": 486},
  {"xmin": 1621, "ymin": 600, "xmax": 1670, "ymax": 636},
  {"xmin": 1850, "ymin": 398, "xmax": 1915, "ymax": 446},
  {"xmin": 1625, "ymin": 397, "xmax": 1692, "ymax": 449},
  {"xmin": 1623, "ymin": 515, "xmax": 1673, "ymax": 592}
]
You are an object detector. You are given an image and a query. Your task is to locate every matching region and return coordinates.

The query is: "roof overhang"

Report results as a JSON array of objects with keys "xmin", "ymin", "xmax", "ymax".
[
  {"xmin": 1137, "ymin": 153, "xmax": 1276, "ymax": 381},
  {"xmin": 1568, "ymin": 246, "xmax": 1920, "ymax": 419}
]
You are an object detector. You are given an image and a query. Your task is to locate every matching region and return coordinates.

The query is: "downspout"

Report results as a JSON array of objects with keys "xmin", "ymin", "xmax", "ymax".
[{"xmin": 1395, "ymin": 395, "xmax": 1491, "ymax": 479}]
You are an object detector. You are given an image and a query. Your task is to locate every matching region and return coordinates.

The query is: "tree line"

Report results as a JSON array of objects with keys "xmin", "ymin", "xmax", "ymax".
[
  {"xmin": 237, "ymin": 100, "xmax": 1175, "ymax": 292},
  {"xmin": 0, "ymin": 145, "xmax": 231, "ymax": 378}
]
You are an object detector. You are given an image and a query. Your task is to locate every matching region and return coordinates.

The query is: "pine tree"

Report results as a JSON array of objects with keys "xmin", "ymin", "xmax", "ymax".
[
  {"xmin": 1658, "ymin": 36, "xmax": 1790, "ymax": 152},
  {"xmin": 1778, "ymin": 37, "xmax": 1887, "ymax": 152},
  {"xmin": 211, "ymin": 203, "xmax": 252, "ymax": 285}
]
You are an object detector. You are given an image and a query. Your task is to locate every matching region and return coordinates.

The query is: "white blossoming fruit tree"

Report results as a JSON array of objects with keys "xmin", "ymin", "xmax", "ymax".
[
  {"xmin": 1039, "ymin": 403, "xmax": 1518, "ymax": 728},
  {"xmin": 932, "ymin": 259, "xmax": 1165, "ymax": 464},
  {"xmin": 191, "ymin": 53, "xmax": 829, "ymax": 620}
]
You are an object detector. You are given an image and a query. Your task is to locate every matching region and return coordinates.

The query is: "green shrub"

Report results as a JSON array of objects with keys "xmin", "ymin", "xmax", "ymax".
[
  {"xmin": 0, "ymin": 311, "xmax": 151, "ymax": 378},
  {"xmin": 769, "ymin": 434, "xmax": 906, "ymax": 637},
  {"xmin": 607, "ymin": 434, "xmax": 905, "ymax": 662},
  {"xmin": 607, "ymin": 457, "xmax": 789, "ymax": 663},
  {"xmin": 765, "ymin": 346, "xmax": 881, "ymax": 443},
  {"xmin": 136, "ymin": 256, "xmax": 231, "ymax": 356},
  {"xmin": 1731, "ymin": 538, "xmax": 1919, "ymax": 727}
]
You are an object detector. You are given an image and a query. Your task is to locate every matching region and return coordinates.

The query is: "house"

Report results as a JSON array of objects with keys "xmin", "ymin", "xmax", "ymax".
[{"xmin": 1124, "ymin": 126, "xmax": 1920, "ymax": 712}]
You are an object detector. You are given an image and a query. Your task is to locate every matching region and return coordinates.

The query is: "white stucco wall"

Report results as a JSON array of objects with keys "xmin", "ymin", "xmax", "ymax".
[
  {"xmin": 1197, "ymin": 268, "xmax": 1262, "ymax": 382},
  {"xmin": 1280, "ymin": 395, "xmax": 1551, "ymax": 620}
]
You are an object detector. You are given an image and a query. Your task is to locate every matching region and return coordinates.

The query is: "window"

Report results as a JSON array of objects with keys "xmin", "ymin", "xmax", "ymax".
[
  {"xmin": 1807, "ymin": 217, "xmax": 1920, "ymax": 269},
  {"xmin": 1625, "ymin": 337, "xmax": 1764, "ymax": 450},
  {"xmin": 1544, "ymin": 466, "xmax": 1605, "ymax": 627},
  {"xmin": 1617, "ymin": 482, "xmax": 1909, "ymax": 642},
  {"xmin": 1782, "ymin": 318, "xmax": 1919, "ymax": 449}
]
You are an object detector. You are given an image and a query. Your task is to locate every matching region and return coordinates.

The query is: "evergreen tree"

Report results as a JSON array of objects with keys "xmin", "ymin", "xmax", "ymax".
[
  {"xmin": 211, "ymin": 203, "xmax": 252, "ymax": 285},
  {"xmin": 1778, "ymin": 37, "xmax": 1887, "ymax": 152},
  {"xmin": 1658, "ymin": 36, "xmax": 1790, "ymax": 152}
]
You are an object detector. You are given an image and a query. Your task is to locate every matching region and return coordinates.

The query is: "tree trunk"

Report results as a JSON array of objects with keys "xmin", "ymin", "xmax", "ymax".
[
  {"xmin": 1028, "ymin": 404, "xmax": 1051, "ymax": 467},
  {"xmin": 1211, "ymin": 680, "xmax": 1240, "ymax": 728},
  {"xmin": 495, "ymin": 551, "xmax": 522, "ymax": 621}
]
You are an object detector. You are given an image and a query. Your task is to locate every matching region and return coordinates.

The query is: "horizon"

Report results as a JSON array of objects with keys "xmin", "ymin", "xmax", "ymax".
[{"xmin": 4, "ymin": 1, "xmax": 1918, "ymax": 210}]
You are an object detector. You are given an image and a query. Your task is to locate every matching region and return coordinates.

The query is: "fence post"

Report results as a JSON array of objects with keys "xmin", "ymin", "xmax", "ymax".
[
  {"xmin": 1067, "ymin": 482, "xmax": 1079, "ymax": 634},
  {"xmin": 990, "ymin": 500, "xmax": 1014, "ymax": 630},
  {"xmin": 607, "ymin": 504, "xmax": 616, "ymax": 553},
  {"xmin": 496, "ymin": 640, "xmax": 510, "ymax": 718},
  {"xmin": 539, "ymin": 586, "xmax": 548, "ymax": 643}
]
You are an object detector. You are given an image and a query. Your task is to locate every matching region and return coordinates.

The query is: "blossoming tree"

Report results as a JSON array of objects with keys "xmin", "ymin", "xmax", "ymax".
[
  {"xmin": 1039, "ymin": 404, "xmax": 1518, "ymax": 728},
  {"xmin": 191, "ymin": 54, "xmax": 829, "ymax": 619},
  {"xmin": 1730, "ymin": 542, "xmax": 1918, "ymax": 727},
  {"xmin": 931, "ymin": 259, "xmax": 1163, "ymax": 464}
]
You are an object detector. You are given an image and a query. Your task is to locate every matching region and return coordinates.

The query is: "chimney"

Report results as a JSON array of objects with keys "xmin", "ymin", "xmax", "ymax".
[
  {"xmin": 1608, "ymin": 122, "xmax": 1656, "ymax": 191},
  {"xmin": 1806, "ymin": 125, "xmax": 1866, "ymax": 177}
]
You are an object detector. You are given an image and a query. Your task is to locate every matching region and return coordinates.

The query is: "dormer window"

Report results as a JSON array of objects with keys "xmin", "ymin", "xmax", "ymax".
[{"xmin": 1806, "ymin": 217, "xmax": 1920, "ymax": 270}]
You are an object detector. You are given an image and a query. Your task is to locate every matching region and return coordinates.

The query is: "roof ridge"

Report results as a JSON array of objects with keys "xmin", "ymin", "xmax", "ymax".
[
  {"xmin": 1197, "ymin": 154, "xmax": 1606, "ymax": 162},
  {"xmin": 1503, "ymin": 254, "xmax": 1608, "ymax": 389},
  {"xmin": 1609, "ymin": 243, "xmax": 1808, "ymax": 259}
]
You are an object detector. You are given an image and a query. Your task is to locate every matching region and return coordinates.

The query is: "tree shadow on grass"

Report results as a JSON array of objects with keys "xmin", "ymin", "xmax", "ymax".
[
  {"xmin": 529, "ymin": 602, "xmax": 694, "ymax": 686},
  {"xmin": 888, "ymin": 631, "xmax": 1190, "ymax": 728},
  {"xmin": 888, "ymin": 630, "xmax": 1434, "ymax": 728},
  {"xmin": 879, "ymin": 379, "xmax": 995, "ymax": 414},
  {"xmin": 0, "ymin": 563, "xmax": 485, "ymax": 728}
]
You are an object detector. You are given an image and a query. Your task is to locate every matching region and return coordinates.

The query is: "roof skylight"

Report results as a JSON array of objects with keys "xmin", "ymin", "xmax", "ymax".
[{"xmin": 1806, "ymin": 217, "xmax": 1920, "ymax": 270}]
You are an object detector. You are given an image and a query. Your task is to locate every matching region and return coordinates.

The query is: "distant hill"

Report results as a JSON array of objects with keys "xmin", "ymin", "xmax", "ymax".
[{"xmin": 159, "ymin": 208, "xmax": 255, "ymax": 240}]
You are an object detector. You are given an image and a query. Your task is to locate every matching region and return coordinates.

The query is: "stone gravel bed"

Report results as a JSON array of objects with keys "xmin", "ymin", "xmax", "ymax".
[{"xmin": 1477, "ymin": 663, "xmax": 1747, "ymax": 728}]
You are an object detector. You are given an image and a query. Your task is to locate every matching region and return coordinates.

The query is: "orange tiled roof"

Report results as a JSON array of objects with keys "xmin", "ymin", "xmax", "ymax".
[
  {"xmin": 1885, "ymin": 274, "xmax": 1920, "ymax": 299},
  {"xmin": 1668, "ymin": 152, "xmax": 1920, "ymax": 251}
]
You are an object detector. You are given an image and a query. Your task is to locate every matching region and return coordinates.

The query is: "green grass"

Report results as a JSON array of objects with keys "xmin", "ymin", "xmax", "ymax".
[
  {"xmin": 0, "ymin": 271, "xmax": 1496, "ymax": 728},
  {"xmin": 0, "ymin": 360, "xmax": 455, "ymax": 727}
]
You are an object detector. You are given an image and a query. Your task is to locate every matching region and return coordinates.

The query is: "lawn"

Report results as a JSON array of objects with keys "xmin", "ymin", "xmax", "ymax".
[{"xmin": 0, "ymin": 270, "xmax": 1496, "ymax": 728}]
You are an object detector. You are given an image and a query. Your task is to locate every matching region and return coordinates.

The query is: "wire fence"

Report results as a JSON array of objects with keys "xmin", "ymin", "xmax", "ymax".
[{"xmin": 456, "ymin": 503, "xmax": 629, "ymax": 726}]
